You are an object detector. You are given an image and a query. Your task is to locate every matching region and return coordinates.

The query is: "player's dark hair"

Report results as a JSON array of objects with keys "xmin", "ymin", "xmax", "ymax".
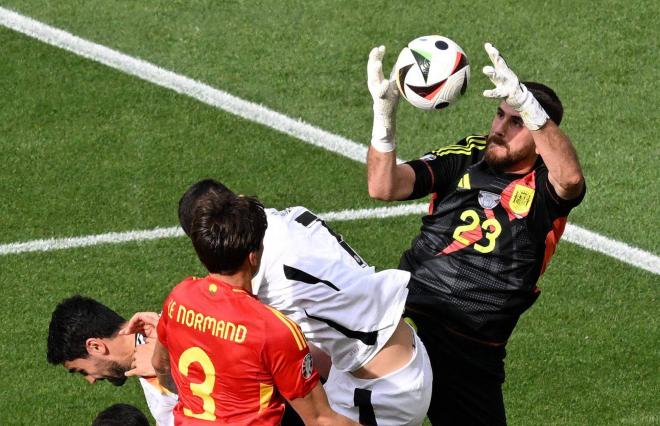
[
  {"xmin": 179, "ymin": 178, "xmax": 232, "ymax": 236},
  {"xmin": 47, "ymin": 295, "xmax": 125, "ymax": 364},
  {"xmin": 523, "ymin": 81, "xmax": 563, "ymax": 126},
  {"xmin": 190, "ymin": 188, "xmax": 267, "ymax": 274},
  {"xmin": 92, "ymin": 403, "xmax": 149, "ymax": 426}
]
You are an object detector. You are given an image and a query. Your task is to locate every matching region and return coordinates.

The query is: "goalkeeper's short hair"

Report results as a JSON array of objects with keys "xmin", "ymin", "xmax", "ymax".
[{"xmin": 523, "ymin": 81, "xmax": 563, "ymax": 126}]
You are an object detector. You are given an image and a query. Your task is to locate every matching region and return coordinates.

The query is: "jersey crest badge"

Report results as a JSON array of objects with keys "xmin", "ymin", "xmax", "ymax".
[
  {"xmin": 510, "ymin": 184, "xmax": 535, "ymax": 216},
  {"xmin": 478, "ymin": 191, "xmax": 500, "ymax": 209},
  {"xmin": 301, "ymin": 353, "xmax": 314, "ymax": 379}
]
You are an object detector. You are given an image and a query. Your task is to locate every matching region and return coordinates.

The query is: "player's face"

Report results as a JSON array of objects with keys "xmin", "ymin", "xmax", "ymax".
[
  {"xmin": 64, "ymin": 356, "xmax": 128, "ymax": 386},
  {"xmin": 485, "ymin": 102, "xmax": 537, "ymax": 172}
]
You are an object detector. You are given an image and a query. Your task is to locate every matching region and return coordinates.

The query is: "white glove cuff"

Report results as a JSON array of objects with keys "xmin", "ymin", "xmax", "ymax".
[
  {"xmin": 371, "ymin": 137, "xmax": 396, "ymax": 153},
  {"xmin": 371, "ymin": 106, "xmax": 396, "ymax": 153},
  {"xmin": 371, "ymin": 122, "xmax": 396, "ymax": 152},
  {"xmin": 516, "ymin": 86, "xmax": 549, "ymax": 131}
]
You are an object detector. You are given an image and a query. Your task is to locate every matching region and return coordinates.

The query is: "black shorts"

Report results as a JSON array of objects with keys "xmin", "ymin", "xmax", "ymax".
[{"xmin": 410, "ymin": 315, "xmax": 508, "ymax": 426}]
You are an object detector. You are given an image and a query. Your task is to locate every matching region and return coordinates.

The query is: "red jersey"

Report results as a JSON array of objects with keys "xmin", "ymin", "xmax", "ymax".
[{"xmin": 157, "ymin": 275, "xmax": 319, "ymax": 425}]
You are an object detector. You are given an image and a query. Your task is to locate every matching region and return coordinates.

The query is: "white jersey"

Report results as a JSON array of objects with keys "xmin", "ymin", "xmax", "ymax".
[
  {"xmin": 138, "ymin": 376, "xmax": 177, "ymax": 426},
  {"xmin": 136, "ymin": 334, "xmax": 178, "ymax": 426},
  {"xmin": 252, "ymin": 207, "xmax": 410, "ymax": 372}
]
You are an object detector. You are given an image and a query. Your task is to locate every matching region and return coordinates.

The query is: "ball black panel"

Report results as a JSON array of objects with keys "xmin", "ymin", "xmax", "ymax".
[
  {"xmin": 397, "ymin": 64, "xmax": 413, "ymax": 98},
  {"xmin": 460, "ymin": 75, "xmax": 468, "ymax": 95},
  {"xmin": 411, "ymin": 50, "xmax": 431, "ymax": 83},
  {"xmin": 453, "ymin": 53, "xmax": 469, "ymax": 74},
  {"xmin": 407, "ymin": 79, "xmax": 445, "ymax": 98}
]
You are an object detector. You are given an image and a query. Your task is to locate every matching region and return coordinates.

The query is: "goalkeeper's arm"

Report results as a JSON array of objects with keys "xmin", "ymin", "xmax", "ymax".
[
  {"xmin": 366, "ymin": 46, "xmax": 416, "ymax": 201},
  {"xmin": 527, "ymin": 120, "xmax": 584, "ymax": 200},
  {"xmin": 482, "ymin": 42, "xmax": 584, "ymax": 200}
]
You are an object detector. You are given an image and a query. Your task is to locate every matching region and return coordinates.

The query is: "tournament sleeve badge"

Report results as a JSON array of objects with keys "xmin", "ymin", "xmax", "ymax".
[{"xmin": 301, "ymin": 353, "xmax": 314, "ymax": 380}]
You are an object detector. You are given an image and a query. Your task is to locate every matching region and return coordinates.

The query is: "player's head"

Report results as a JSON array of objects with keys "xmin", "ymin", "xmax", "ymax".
[
  {"xmin": 179, "ymin": 178, "xmax": 233, "ymax": 236},
  {"xmin": 524, "ymin": 82, "xmax": 563, "ymax": 126},
  {"xmin": 47, "ymin": 295, "xmax": 130, "ymax": 386},
  {"xmin": 92, "ymin": 403, "xmax": 149, "ymax": 426},
  {"xmin": 190, "ymin": 187, "xmax": 267, "ymax": 275},
  {"xmin": 485, "ymin": 82, "xmax": 563, "ymax": 172}
]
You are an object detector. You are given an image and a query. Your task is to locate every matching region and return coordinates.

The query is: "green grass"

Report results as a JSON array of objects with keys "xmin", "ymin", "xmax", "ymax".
[{"xmin": 0, "ymin": 1, "xmax": 658, "ymax": 424}]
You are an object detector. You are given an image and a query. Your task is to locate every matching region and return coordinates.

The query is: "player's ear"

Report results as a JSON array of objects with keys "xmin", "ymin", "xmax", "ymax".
[
  {"xmin": 85, "ymin": 338, "xmax": 107, "ymax": 356},
  {"xmin": 248, "ymin": 250, "xmax": 259, "ymax": 268},
  {"xmin": 248, "ymin": 245, "xmax": 263, "ymax": 276}
]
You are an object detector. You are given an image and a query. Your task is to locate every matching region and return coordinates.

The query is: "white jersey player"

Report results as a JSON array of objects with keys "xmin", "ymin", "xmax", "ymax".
[
  {"xmin": 176, "ymin": 179, "xmax": 433, "ymax": 425},
  {"xmin": 252, "ymin": 206, "xmax": 432, "ymax": 425},
  {"xmin": 135, "ymin": 333, "xmax": 178, "ymax": 426}
]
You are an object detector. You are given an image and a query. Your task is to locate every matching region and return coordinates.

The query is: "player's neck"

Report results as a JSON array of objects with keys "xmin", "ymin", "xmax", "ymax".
[
  {"xmin": 501, "ymin": 155, "xmax": 538, "ymax": 175},
  {"xmin": 209, "ymin": 270, "xmax": 253, "ymax": 293},
  {"xmin": 112, "ymin": 332, "xmax": 137, "ymax": 367}
]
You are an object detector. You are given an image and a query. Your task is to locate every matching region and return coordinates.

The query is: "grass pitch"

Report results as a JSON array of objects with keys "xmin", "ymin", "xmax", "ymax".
[{"xmin": 0, "ymin": 1, "xmax": 657, "ymax": 424}]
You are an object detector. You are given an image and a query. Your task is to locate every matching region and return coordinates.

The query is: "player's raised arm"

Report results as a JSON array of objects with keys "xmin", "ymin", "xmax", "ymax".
[
  {"xmin": 528, "ymin": 120, "xmax": 583, "ymax": 199},
  {"xmin": 483, "ymin": 42, "xmax": 584, "ymax": 200},
  {"xmin": 366, "ymin": 45, "xmax": 416, "ymax": 201}
]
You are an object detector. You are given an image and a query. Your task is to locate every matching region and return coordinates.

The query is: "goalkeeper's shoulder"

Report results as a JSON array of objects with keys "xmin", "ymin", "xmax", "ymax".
[{"xmin": 426, "ymin": 134, "xmax": 487, "ymax": 158}]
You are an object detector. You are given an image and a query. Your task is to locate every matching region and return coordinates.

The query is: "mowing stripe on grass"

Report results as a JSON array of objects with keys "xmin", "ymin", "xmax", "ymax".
[
  {"xmin": 0, "ymin": 6, "xmax": 380, "ymax": 164},
  {"xmin": 0, "ymin": 8, "xmax": 657, "ymax": 276},
  {"xmin": 1, "ymin": 204, "xmax": 658, "ymax": 276}
]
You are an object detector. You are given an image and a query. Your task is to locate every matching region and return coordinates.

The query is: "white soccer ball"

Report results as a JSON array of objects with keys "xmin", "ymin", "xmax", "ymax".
[{"xmin": 394, "ymin": 35, "xmax": 470, "ymax": 110}]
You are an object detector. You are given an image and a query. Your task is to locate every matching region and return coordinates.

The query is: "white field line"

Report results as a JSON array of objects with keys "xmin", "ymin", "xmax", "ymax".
[
  {"xmin": 0, "ymin": 7, "xmax": 403, "ymax": 165},
  {"xmin": 0, "ymin": 205, "xmax": 426, "ymax": 256},
  {"xmin": 0, "ymin": 7, "xmax": 658, "ymax": 276},
  {"xmin": 1, "ymin": 204, "xmax": 659, "ymax": 276}
]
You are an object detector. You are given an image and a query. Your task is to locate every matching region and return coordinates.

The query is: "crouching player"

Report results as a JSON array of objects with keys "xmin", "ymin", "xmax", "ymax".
[
  {"xmin": 46, "ymin": 296, "xmax": 177, "ymax": 426},
  {"xmin": 153, "ymin": 190, "xmax": 358, "ymax": 425}
]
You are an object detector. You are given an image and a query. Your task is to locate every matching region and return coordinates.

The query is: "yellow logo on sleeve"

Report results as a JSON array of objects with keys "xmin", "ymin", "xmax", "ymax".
[
  {"xmin": 510, "ymin": 185, "xmax": 535, "ymax": 215},
  {"xmin": 457, "ymin": 173, "xmax": 471, "ymax": 190}
]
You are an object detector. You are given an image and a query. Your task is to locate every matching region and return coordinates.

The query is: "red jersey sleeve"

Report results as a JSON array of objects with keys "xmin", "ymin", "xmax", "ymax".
[
  {"xmin": 262, "ymin": 307, "xmax": 319, "ymax": 401},
  {"xmin": 156, "ymin": 294, "xmax": 173, "ymax": 347}
]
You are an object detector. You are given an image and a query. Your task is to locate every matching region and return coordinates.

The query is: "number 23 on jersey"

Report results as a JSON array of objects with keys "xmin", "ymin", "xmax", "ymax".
[{"xmin": 449, "ymin": 209, "xmax": 502, "ymax": 254}]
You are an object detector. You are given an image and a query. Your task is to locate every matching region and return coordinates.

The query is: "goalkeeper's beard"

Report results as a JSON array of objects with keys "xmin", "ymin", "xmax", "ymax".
[{"xmin": 484, "ymin": 134, "xmax": 535, "ymax": 172}]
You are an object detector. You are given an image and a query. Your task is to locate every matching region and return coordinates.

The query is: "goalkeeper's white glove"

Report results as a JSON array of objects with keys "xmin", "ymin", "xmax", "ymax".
[
  {"xmin": 482, "ymin": 42, "xmax": 549, "ymax": 131},
  {"xmin": 367, "ymin": 46, "xmax": 400, "ymax": 152}
]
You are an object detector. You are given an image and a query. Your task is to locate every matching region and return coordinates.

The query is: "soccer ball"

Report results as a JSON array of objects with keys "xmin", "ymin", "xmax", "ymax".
[{"xmin": 394, "ymin": 35, "xmax": 470, "ymax": 110}]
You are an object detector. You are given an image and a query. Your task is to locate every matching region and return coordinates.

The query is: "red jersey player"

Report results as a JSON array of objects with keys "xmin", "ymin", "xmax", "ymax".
[{"xmin": 152, "ymin": 190, "xmax": 357, "ymax": 426}]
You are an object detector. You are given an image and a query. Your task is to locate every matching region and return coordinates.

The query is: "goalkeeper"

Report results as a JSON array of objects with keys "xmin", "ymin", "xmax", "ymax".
[{"xmin": 366, "ymin": 42, "xmax": 585, "ymax": 425}]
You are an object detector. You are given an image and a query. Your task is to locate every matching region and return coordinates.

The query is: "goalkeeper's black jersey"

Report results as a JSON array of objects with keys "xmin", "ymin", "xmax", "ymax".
[{"xmin": 402, "ymin": 135, "xmax": 585, "ymax": 344}]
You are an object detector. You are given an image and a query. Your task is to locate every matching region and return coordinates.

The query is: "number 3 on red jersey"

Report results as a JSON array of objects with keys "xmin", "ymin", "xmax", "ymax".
[{"xmin": 179, "ymin": 346, "xmax": 217, "ymax": 421}]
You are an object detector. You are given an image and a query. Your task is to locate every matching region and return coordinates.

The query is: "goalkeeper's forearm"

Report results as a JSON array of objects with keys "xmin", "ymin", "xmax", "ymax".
[
  {"xmin": 366, "ymin": 146, "xmax": 416, "ymax": 201},
  {"xmin": 531, "ymin": 121, "xmax": 584, "ymax": 200}
]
